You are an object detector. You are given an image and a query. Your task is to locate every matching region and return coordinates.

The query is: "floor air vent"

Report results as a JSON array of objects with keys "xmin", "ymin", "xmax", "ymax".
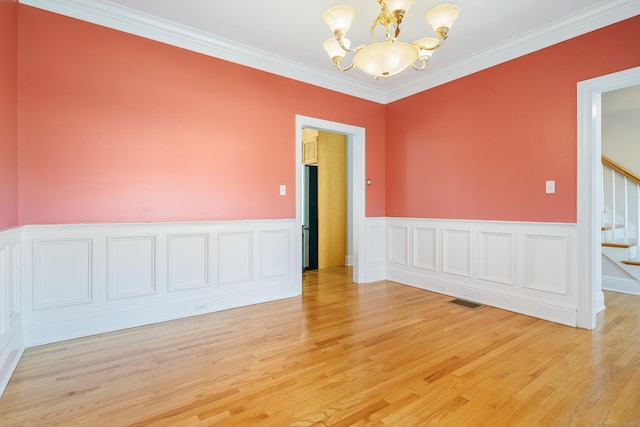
[{"xmin": 447, "ymin": 298, "xmax": 484, "ymax": 310}]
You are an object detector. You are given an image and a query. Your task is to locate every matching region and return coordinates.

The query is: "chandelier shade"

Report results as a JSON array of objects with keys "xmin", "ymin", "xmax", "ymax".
[
  {"xmin": 385, "ymin": 0, "xmax": 416, "ymax": 14},
  {"xmin": 322, "ymin": 1, "xmax": 461, "ymax": 79},
  {"xmin": 425, "ymin": 4, "xmax": 461, "ymax": 37},
  {"xmin": 353, "ymin": 41, "xmax": 419, "ymax": 78},
  {"xmin": 413, "ymin": 37, "xmax": 439, "ymax": 60},
  {"xmin": 322, "ymin": 6, "xmax": 356, "ymax": 35},
  {"xmin": 323, "ymin": 38, "xmax": 351, "ymax": 62}
]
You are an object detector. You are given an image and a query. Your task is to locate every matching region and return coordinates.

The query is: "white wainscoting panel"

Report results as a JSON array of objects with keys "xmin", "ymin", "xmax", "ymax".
[
  {"xmin": 413, "ymin": 227, "xmax": 437, "ymax": 271},
  {"xmin": 385, "ymin": 218, "xmax": 579, "ymax": 326},
  {"xmin": 167, "ymin": 234, "xmax": 208, "ymax": 291},
  {"xmin": 107, "ymin": 236, "xmax": 156, "ymax": 299},
  {"xmin": 20, "ymin": 220, "xmax": 299, "ymax": 347},
  {"xmin": 388, "ymin": 225, "xmax": 409, "ymax": 266},
  {"xmin": 523, "ymin": 234, "xmax": 568, "ymax": 295},
  {"xmin": 34, "ymin": 239, "xmax": 93, "ymax": 309},
  {"xmin": 0, "ymin": 228, "xmax": 23, "ymax": 398},
  {"xmin": 218, "ymin": 232, "xmax": 253, "ymax": 285},
  {"xmin": 442, "ymin": 228, "xmax": 472, "ymax": 277},
  {"xmin": 260, "ymin": 230, "xmax": 289, "ymax": 279},
  {"xmin": 479, "ymin": 231, "xmax": 515, "ymax": 285}
]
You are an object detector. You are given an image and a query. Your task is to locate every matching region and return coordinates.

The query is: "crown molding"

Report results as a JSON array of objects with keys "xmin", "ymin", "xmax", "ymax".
[
  {"xmin": 19, "ymin": 0, "xmax": 388, "ymax": 104},
  {"xmin": 385, "ymin": 0, "xmax": 640, "ymax": 103},
  {"xmin": 19, "ymin": 0, "xmax": 640, "ymax": 105}
]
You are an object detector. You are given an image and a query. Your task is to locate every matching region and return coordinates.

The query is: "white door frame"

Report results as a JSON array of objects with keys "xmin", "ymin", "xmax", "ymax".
[
  {"xmin": 576, "ymin": 66, "xmax": 640, "ymax": 329},
  {"xmin": 295, "ymin": 115, "xmax": 366, "ymax": 288}
]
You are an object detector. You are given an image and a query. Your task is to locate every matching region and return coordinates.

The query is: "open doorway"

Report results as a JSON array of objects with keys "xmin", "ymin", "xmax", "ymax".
[
  {"xmin": 295, "ymin": 115, "xmax": 366, "ymax": 290},
  {"xmin": 601, "ymin": 84, "xmax": 640, "ymax": 294},
  {"xmin": 577, "ymin": 66, "xmax": 640, "ymax": 329},
  {"xmin": 302, "ymin": 129, "xmax": 348, "ymax": 271}
]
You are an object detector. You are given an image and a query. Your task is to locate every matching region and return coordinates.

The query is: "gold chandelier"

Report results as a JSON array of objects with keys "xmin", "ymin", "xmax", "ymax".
[{"xmin": 322, "ymin": 0, "xmax": 461, "ymax": 79}]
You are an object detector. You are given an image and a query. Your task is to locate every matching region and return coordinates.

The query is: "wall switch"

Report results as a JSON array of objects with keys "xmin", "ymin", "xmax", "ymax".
[
  {"xmin": 280, "ymin": 185, "xmax": 286, "ymax": 196},
  {"xmin": 546, "ymin": 180, "xmax": 555, "ymax": 194}
]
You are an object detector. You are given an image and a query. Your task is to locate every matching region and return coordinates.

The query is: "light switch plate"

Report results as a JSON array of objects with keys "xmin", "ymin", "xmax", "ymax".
[
  {"xmin": 546, "ymin": 180, "xmax": 555, "ymax": 194},
  {"xmin": 280, "ymin": 185, "xmax": 286, "ymax": 196}
]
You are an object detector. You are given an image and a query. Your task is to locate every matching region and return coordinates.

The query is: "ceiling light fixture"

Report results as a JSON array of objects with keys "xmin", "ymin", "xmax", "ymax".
[{"xmin": 322, "ymin": 0, "xmax": 461, "ymax": 79}]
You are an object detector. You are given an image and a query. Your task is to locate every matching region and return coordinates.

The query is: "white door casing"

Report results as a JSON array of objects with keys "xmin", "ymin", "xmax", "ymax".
[
  {"xmin": 576, "ymin": 66, "xmax": 640, "ymax": 329},
  {"xmin": 295, "ymin": 115, "xmax": 366, "ymax": 286}
]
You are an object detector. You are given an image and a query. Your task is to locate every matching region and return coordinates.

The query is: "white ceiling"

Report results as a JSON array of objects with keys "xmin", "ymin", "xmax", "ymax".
[{"xmin": 19, "ymin": 0, "xmax": 640, "ymax": 104}]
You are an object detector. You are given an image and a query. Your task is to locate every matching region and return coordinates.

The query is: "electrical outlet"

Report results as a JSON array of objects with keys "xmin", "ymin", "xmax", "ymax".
[
  {"xmin": 195, "ymin": 304, "xmax": 207, "ymax": 312},
  {"xmin": 436, "ymin": 284, "xmax": 447, "ymax": 293}
]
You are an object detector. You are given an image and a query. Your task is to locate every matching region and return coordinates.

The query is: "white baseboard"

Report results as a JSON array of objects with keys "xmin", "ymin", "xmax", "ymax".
[
  {"xmin": 0, "ymin": 325, "xmax": 24, "ymax": 397},
  {"xmin": 25, "ymin": 282, "xmax": 298, "ymax": 346},
  {"xmin": 602, "ymin": 275, "xmax": 640, "ymax": 296},
  {"xmin": 387, "ymin": 269, "xmax": 577, "ymax": 326}
]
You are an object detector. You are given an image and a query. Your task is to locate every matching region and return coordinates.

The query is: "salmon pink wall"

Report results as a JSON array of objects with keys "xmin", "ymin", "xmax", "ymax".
[
  {"xmin": 0, "ymin": 0, "xmax": 18, "ymax": 229},
  {"xmin": 386, "ymin": 15, "xmax": 640, "ymax": 223},
  {"xmin": 17, "ymin": 6, "xmax": 385, "ymax": 225}
]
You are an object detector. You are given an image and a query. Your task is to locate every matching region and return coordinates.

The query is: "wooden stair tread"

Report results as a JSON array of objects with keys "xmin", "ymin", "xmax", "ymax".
[
  {"xmin": 601, "ymin": 224, "xmax": 625, "ymax": 231},
  {"xmin": 602, "ymin": 238, "xmax": 638, "ymax": 248},
  {"xmin": 621, "ymin": 258, "xmax": 640, "ymax": 266}
]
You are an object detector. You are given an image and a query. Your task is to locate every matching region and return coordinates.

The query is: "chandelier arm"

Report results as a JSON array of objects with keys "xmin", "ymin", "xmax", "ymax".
[
  {"xmin": 337, "ymin": 37, "xmax": 359, "ymax": 53},
  {"xmin": 370, "ymin": 20, "xmax": 380, "ymax": 42},
  {"xmin": 334, "ymin": 62, "xmax": 355, "ymax": 72},
  {"xmin": 411, "ymin": 58, "xmax": 429, "ymax": 71},
  {"xmin": 414, "ymin": 37, "xmax": 444, "ymax": 52}
]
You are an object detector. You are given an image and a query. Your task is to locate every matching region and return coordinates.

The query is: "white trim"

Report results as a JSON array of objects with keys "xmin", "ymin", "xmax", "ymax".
[
  {"xmin": 364, "ymin": 217, "xmax": 387, "ymax": 283},
  {"xmin": 385, "ymin": 218, "xmax": 579, "ymax": 326},
  {"xmin": 18, "ymin": 0, "xmax": 640, "ymax": 104},
  {"xmin": 602, "ymin": 275, "xmax": 640, "ymax": 296},
  {"xmin": 20, "ymin": 220, "xmax": 300, "ymax": 346},
  {"xmin": 0, "ymin": 228, "xmax": 23, "ymax": 398},
  {"xmin": 577, "ymin": 66, "xmax": 640, "ymax": 329},
  {"xmin": 295, "ymin": 116, "xmax": 367, "ymax": 284},
  {"xmin": 0, "ymin": 327, "xmax": 23, "ymax": 397}
]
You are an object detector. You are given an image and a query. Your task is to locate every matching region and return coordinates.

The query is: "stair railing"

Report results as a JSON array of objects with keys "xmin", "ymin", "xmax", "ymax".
[{"xmin": 602, "ymin": 155, "xmax": 640, "ymax": 244}]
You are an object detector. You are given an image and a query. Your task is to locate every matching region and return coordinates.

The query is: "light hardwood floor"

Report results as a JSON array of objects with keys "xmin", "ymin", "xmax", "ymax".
[{"xmin": 1, "ymin": 267, "xmax": 639, "ymax": 426}]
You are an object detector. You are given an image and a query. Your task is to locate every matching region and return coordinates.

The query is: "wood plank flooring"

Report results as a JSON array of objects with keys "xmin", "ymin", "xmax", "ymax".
[{"xmin": 1, "ymin": 267, "xmax": 639, "ymax": 426}]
